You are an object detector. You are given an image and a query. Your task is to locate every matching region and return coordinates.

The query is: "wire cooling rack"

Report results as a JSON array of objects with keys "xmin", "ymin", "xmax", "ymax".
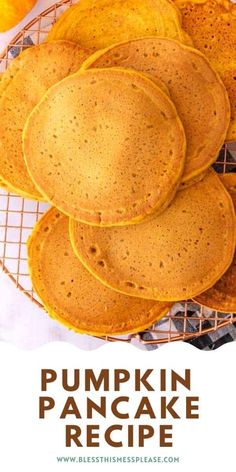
[{"xmin": 0, "ymin": 0, "xmax": 236, "ymax": 345}]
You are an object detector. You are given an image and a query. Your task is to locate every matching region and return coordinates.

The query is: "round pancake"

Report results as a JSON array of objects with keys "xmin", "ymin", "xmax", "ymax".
[
  {"xmin": 84, "ymin": 37, "xmax": 230, "ymax": 185},
  {"xmin": 28, "ymin": 207, "xmax": 172, "ymax": 336},
  {"xmin": 180, "ymin": 170, "xmax": 207, "ymax": 189},
  {"xmin": 174, "ymin": 0, "xmax": 236, "ymax": 142},
  {"xmin": 70, "ymin": 170, "xmax": 236, "ymax": 301},
  {"xmin": 0, "ymin": 63, "xmax": 31, "ymax": 195},
  {"xmin": 194, "ymin": 173, "xmax": 236, "ymax": 312},
  {"xmin": 23, "ymin": 67, "xmax": 186, "ymax": 226},
  {"xmin": 0, "ymin": 69, "xmax": 17, "ymax": 194},
  {"xmin": 0, "ymin": 41, "xmax": 90, "ymax": 200},
  {"xmin": 0, "ymin": 70, "xmax": 22, "ymax": 194},
  {"xmin": 219, "ymin": 173, "xmax": 236, "ymax": 198},
  {"xmin": 47, "ymin": 0, "xmax": 192, "ymax": 49}
]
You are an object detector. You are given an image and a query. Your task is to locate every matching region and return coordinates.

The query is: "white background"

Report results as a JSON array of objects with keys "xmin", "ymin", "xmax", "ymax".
[{"xmin": 0, "ymin": 341, "xmax": 235, "ymax": 472}]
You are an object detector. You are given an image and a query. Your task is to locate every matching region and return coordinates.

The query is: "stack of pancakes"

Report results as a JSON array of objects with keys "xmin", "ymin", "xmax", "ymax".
[{"xmin": 1, "ymin": 0, "xmax": 236, "ymax": 336}]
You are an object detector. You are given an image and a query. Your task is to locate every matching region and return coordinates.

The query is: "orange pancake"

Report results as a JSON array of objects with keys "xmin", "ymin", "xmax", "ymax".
[
  {"xmin": 174, "ymin": 0, "xmax": 236, "ymax": 141},
  {"xmin": 28, "ymin": 207, "xmax": 172, "ymax": 335},
  {"xmin": 194, "ymin": 173, "xmax": 236, "ymax": 312},
  {"xmin": 84, "ymin": 37, "xmax": 230, "ymax": 185}
]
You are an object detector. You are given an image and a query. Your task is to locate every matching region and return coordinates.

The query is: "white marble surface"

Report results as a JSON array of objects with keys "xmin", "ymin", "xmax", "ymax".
[{"xmin": 0, "ymin": 0, "xmax": 105, "ymax": 349}]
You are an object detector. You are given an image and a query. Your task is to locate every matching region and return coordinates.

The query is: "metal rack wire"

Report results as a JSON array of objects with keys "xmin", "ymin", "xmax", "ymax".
[{"xmin": 0, "ymin": 0, "xmax": 235, "ymax": 345}]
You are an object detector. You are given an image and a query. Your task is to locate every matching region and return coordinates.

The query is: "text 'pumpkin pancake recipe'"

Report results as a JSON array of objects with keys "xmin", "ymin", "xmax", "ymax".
[
  {"xmin": 23, "ymin": 67, "xmax": 186, "ymax": 226},
  {"xmin": 28, "ymin": 207, "xmax": 172, "ymax": 336},
  {"xmin": 84, "ymin": 37, "xmax": 230, "ymax": 186},
  {"xmin": 70, "ymin": 170, "xmax": 236, "ymax": 302}
]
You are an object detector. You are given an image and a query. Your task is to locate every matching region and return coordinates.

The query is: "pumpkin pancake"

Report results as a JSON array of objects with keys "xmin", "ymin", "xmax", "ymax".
[
  {"xmin": 0, "ymin": 61, "xmax": 37, "ymax": 195},
  {"xmin": 28, "ymin": 207, "xmax": 172, "ymax": 336},
  {"xmin": 84, "ymin": 37, "xmax": 230, "ymax": 185},
  {"xmin": 194, "ymin": 173, "xmax": 236, "ymax": 312},
  {"xmin": 0, "ymin": 41, "xmax": 90, "ymax": 200},
  {"xmin": 0, "ymin": 72, "xmax": 18, "ymax": 193},
  {"xmin": 70, "ymin": 170, "xmax": 236, "ymax": 301},
  {"xmin": 174, "ymin": 0, "xmax": 236, "ymax": 142},
  {"xmin": 47, "ymin": 0, "xmax": 192, "ymax": 49},
  {"xmin": 23, "ymin": 67, "xmax": 186, "ymax": 226},
  {"xmin": 219, "ymin": 173, "xmax": 236, "ymax": 198}
]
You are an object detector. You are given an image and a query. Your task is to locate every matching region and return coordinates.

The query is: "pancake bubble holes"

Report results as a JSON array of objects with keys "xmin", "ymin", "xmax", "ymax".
[{"xmin": 0, "ymin": 0, "xmax": 236, "ymax": 346}]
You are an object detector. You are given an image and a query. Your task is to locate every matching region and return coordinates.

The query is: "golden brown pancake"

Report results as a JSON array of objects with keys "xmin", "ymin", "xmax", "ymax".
[
  {"xmin": 47, "ymin": 0, "xmax": 192, "ymax": 49},
  {"xmin": 219, "ymin": 173, "xmax": 236, "ymax": 199},
  {"xmin": 0, "ymin": 41, "xmax": 90, "ymax": 200},
  {"xmin": 83, "ymin": 37, "xmax": 230, "ymax": 185},
  {"xmin": 28, "ymin": 207, "xmax": 172, "ymax": 336},
  {"xmin": 0, "ymin": 71, "xmax": 15, "ymax": 193},
  {"xmin": 174, "ymin": 0, "xmax": 236, "ymax": 142},
  {"xmin": 70, "ymin": 170, "xmax": 236, "ymax": 301},
  {"xmin": 194, "ymin": 173, "xmax": 236, "ymax": 312},
  {"xmin": 23, "ymin": 67, "xmax": 186, "ymax": 226},
  {"xmin": 0, "ymin": 71, "xmax": 20, "ymax": 194}
]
